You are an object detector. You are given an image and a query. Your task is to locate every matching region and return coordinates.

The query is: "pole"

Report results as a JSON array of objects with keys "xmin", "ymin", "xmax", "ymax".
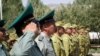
[{"xmin": 0, "ymin": 0, "xmax": 3, "ymax": 20}]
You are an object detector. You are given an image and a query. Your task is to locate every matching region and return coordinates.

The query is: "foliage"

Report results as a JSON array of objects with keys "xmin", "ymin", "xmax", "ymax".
[
  {"xmin": 2, "ymin": 0, "xmax": 50, "ymax": 39},
  {"xmin": 2, "ymin": 0, "xmax": 100, "ymax": 32},
  {"xmin": 56, "ymin": 0, "xmax": 100, "ymax": 31},
  {"xmin": 2, "ymin": 0, "xmax": 50, "ymax": 29}
]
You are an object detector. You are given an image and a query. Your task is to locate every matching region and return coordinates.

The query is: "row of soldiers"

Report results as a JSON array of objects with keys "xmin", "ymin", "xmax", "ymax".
[
  {"xmin": 52, "ymin": 21, "xmax": 90, "ymax": 56},
  {"xmin": 0, "ymin": 1, "xmax": 90, "ymax": 56}
]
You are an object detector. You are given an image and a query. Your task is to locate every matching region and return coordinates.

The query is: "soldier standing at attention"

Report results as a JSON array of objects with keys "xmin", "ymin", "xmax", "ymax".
[
  {"xmin": 62, "ymin": 23, "xmax": 72, "ymax": 56},
  {"xmin": 82, "ymin": 27, "xmax": 90, "ymax": 56},
  {"xmin": 63, "ymin": 24, "xmax": 76, "ymax": 56},
  {"xmin": 71, "ymin": 24, "xmax": 79, "ymax": 56},
  {"xmin": 77, "ymin": 26, "xmax": 87, "ymax": 56},
  {"xmin": 51, "ymin": 26, "xmax": 65, "ymax": 56}
]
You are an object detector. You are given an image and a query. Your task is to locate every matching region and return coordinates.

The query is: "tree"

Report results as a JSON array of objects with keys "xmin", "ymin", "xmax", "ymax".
[
  {"xmin": 2, "ymin": 0, "xmax": 50, "ymax": 29},
  {"xmin": 55, "ymin": 0, "xmax": 100, "ymax": 31}
]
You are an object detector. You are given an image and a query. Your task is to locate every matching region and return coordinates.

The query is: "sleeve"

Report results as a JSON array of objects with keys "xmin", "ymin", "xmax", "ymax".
[
  {"xmin": 10, "ymin": 31, "xmax": 36, "ymax": 56},
  {"xmin": 52, "ymin": 40, "xmax": 61, "ymax": 56}
]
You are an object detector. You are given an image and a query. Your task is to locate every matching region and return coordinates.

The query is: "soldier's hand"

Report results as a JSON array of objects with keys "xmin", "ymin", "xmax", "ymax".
[{"xmin": 23, "ymin": 22, "xmax": 38, "ymax": 33}]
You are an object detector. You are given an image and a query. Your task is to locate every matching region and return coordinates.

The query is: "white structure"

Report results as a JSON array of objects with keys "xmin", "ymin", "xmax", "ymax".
[
  {"xmin": 89, "ymin": 32, "xmax": 100, "ymax": 40},
  {"xmin": 0, "ymin": 0, "xmax": 3, "ymax": 20}
]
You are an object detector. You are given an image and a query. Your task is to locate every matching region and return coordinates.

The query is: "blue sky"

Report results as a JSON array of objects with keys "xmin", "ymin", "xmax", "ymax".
[{"xmin": 41, "ymin": 0, "xmax": 74, "ymax": 5}]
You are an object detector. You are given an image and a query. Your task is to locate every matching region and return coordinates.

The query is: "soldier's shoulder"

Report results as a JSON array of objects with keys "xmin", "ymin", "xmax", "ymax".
[
  {"xmin": 52, "ymin": 34, "xmax": 60, "ymax": 42},
  {"xmin": 62, "ymin": 34, "xmax": 70, "ymax": 40}
]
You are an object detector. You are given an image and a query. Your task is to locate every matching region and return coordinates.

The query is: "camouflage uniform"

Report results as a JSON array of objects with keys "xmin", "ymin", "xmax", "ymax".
[
  {"xmin": 62, "ymin": 34, "xmax": 70, "ymax": 56},
  {"xmin": 84, "ymin": 31, "xmax": 90, "ymax": 55},
  {"xmin": 52, "ymin": 33, "xmax": 65, "ymax": 56},
  {"xmin": 70, "ymin": 34, "xmax": 79, "ymax": 56},
  {"xmin": 77, "ymin": 34, "xmax": 86, "ymax": 56}
]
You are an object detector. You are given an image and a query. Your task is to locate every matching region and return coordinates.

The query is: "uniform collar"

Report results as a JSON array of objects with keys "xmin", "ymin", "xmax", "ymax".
[{"xmin": 41, "ymin": 32, "xmax": 51, "ymax": 42}]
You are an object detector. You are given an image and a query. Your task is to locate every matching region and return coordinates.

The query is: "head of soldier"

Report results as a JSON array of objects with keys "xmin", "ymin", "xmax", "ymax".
[
  {"xmin": 71, "ymin": 27, "xmax": 78, "ymax": 34},
  {"xmin": 65, "ymin": 28, "xmax": 72, "ymax": 34},
  {"xmin": 8, "ymin": 4, "xmax": 40, "ymax": 37},
  {"xmin": 56, "ymin": 26, "xmax": 65, "ymax": 36},
  {"xmin": 40, "ymin": 20, "xmax": 56, "ymax": 36},
  {"xmin": 63, "ymin": 24, "xmax": 72, "ymax": 35},
  {"xmin": 78, "ymin": 27, "xmax": 85, "ymax": 35},
  {"xmin": 0, "ymin": 27, "xmax": 6, "ymax": 42},
  {"xmin": 71, "ymin": 24, "xmax": 78, "ymax": 34},
  {"xmin": 39, "ymin": 10, "xmax": 56, "ymax": 37},
  {"xmin": 0, "ymin": 20, "xmax": 8, "ymax": 42},
  {"xmin": 22, "ymin": 15, "xmax": 39, "ymax": 33},
  {"xmin": 16, "ymin": 14, "xmax": 39, "ymax": 37}
]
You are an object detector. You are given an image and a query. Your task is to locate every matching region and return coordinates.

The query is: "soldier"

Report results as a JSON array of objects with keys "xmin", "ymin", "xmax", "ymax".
[
  {"xmin": 51, "ymin": 26, "xmax": 65, "ymax": 56},
  {"xmin": 0, "ymin": 20, "xmax": 9, "ymax": 56},
  {"xmin": 62, "ymin": 23, "xmax": 72, "ymax": 56},
  {"xmin": 35, "ymin": 10, "xmax": 56, "ymax": 56},
  {"xmin": 84, "ymin": 27, "xmax": 90, "ymax": 56},
  {"xmin": 71, "ymin": 24, "xmax": 79, "ymax": 56},
  {"xmin": 77, "ymin": 26, "xmax": 88, "ymax": 56},
  {"xmin": 8, "ymin": 3, "xmax": 43, "ymax": 56},
  {"xmin": 63, "ymin": 24, "xmax": 77, "ymax": 56},
  {"xmin": 71, "ymin": 24, "xmax": 78, "ymax": 36}
]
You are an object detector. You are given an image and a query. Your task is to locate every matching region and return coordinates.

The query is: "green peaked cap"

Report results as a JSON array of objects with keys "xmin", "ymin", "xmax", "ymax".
[
  {"xmin": 38, "ymin": 10, "xmax": 55, "ymax": 25},
  {"xmin": 0, "ymin": 20, "xmax": 6, "ymax": 27},
  {"xmin": 8, "ymin": 3, "xmax": 33, "ymax": 29}
]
